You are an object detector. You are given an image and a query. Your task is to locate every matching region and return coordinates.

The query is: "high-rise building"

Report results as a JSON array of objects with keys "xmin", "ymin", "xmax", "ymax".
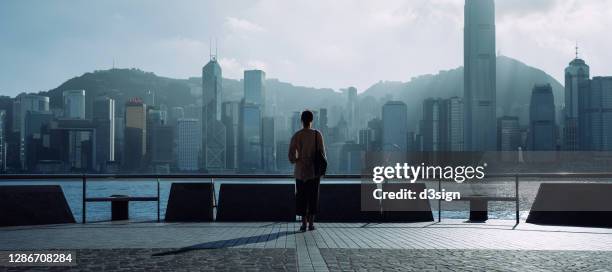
[
  {"xmin": 564, "ymin": 55, "xmax": 590, "ymax": 150},
  {"xmin": 464, "ymin": 0, "xmax": 496, "ymax": 151},
  {"xmin": 319, "ymin": 108, "xmax": 329, "ymax": 136},
  {"xmin": 584, "ymin": 77, "xmax": 612, "ymax": 151},
  {"xmin": 421, "ymin": 97, "xmax": 463, "ymax": 152},
  {"xmin": 24, "ymin": 111, "xmax": 54, "ymax": 170},
  {"xmin": 123, "ymin": 99, "xmax": 147, "ymax": 171},
  {"xmin": 421, "ymin": 98, "xmax": 443, "ymax": 152},
  {"xmin": 177, "ymin": 119, "xmax": 200, "ymax": 171},
  {"xmin": 359, "ymin": 129, "xmax": 374, "ymax": 151},
  {"xmin": 497, "ymin": 116, "xmax": 521, "ymax": 152},
  {"xmin": 148, "ymin": 108, "xmax": 173, "ymax": 167},
  {"xmin": 238, "ymin": 102, "xmax": 262, "ymax": 172},
  {"xmin": 262, "ymin": 117, "xmax": 276, "ymax": 172},
  {"xmin": 93, "ymin": 96, "xmax": 115, "ymax": 171},
  {"xmin": 446, "ymin": 97, "xmax": 464, "ymax": 151},
  {"xmin": 291, "ymin": 111, "xmax": 301, "ymax": 133},
  {"xmin": 63, "ymin": 90, "xmax": 86, "ymax": 119},
  {"xmin": 382, "ymin": 101, "xmax": 408, "ymax": 151},
  {"xmin": 244, "ymin": 70, "xmax": 266, "ymax": 111},
  {"xmin": 529, "ymin": 84, "xmax": 556, "ymax": 151},
  {"xmin": 202, "ymin": 55, "xmax": 226, "ymax": 171},
  {"xmin": 346, "ymin": 87, "xmax": 358, "ymax": 140},
  {"xmin": 222, "ymin": 101, "xmax": 240, "ymax": 170},
  {"xmin": 16, "ymin": 94, "xmax": 49, "ymax": 169}
]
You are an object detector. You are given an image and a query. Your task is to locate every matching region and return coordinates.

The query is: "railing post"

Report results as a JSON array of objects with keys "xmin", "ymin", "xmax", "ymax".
[
  {"xmin": 82, "ymin": 175, "xmax": 86, "ymax": 224},
  {"xmin": 515, "ymin": 174, "xmax": 519, "ymax": 225},
  {"xmin": 211, "ymin": 177, "xmax": 217, "ymax": 208},
  {"xmin": 438, "ymin": 178, "xmax": 442, "ymax": 222},
  {"xmin": 157, "ymin": 177, "xmax": 160, "ymax": 223}
]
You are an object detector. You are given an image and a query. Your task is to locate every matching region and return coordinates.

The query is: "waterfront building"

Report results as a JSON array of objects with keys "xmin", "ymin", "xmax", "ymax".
[
  {"xmin": 564, "ymin": 54, "xmax": 590, "ymax": 150},
  {"xmin": 202, "ymin": 55, "xmax": 227, "ymax": 171},
  {"xmin": 177, "ymin": 118, "xmax": 199, "ymax": 171},
  {"xmin": 123, "ymin": 99, "xmax": 147, "ymax": 171},
  {"xmin": 464, "ymin": 0, "xmax": 497, "ymax": 151},
  {"xmin": 382, "ymin": 101, "xmax": 408, "ymax": 152},
  {"xmin": 529, "ymin": 84, "xmax": 556, "ymax": 151},
  {"xmin": 93, "ymin": 96, "xmax": 115, "ymax": 171}
]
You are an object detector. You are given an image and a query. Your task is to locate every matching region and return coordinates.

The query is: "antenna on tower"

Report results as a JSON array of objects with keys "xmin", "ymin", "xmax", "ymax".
[
  {"xmin": 215, "ymin": 38, "xmax": 218, "ymax": 60},
  {"xmin": 575, "ymin": 41, "xmax": 579, "ymax": 59},
  {"xmin": 209, "ymin": 37, "xmax": 213, "ymax": 61}
]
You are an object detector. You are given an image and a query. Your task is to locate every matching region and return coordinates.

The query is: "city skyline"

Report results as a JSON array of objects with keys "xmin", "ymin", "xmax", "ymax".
[{"xmin": 1, "ymin": 0, "xmax": 612, "ymax": 96}]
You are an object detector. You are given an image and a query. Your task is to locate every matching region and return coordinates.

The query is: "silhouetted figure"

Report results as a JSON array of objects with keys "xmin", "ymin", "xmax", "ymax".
[{"xmin": 289, "ymin": 110, "xmax": 326, "ymax": 232}]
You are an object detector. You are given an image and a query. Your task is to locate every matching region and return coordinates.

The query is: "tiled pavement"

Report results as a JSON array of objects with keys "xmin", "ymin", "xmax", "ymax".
[{"xmin": 1, "ymin": 220, "xmax": 612, "ymax": 271}]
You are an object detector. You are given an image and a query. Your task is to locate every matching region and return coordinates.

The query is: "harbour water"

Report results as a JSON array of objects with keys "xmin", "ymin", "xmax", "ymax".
[{"xmin": 1, "ymin": 178, "xmax": 608, "ymax": 223}]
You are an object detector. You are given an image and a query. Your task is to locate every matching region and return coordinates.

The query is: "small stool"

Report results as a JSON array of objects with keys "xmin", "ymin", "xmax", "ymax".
[
  {"xmin": 469, "ymin": 197, "xmax": 488, "ymax": 222},
  {"xmin": 110, "ymin": 195, "xmax": 129, "ymax": 221}
]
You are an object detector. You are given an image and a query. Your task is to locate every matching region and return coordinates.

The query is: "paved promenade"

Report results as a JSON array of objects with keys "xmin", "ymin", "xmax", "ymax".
[{"xmin": 1, "ymin": 220, "xmax": 611, "ymax": 271}]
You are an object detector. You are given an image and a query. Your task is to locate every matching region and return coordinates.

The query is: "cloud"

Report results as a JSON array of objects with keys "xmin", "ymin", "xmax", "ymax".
[
  {"xmin": 1, "ymin": 0, "xmax": 612, "ymax": 96},
  {"xmin": 218, "ymin": 57, "xmax": 268, "ymax": 80},
  {"xmin": 225, "ymin": 17, "xmax": 265, "ymax": 33}
]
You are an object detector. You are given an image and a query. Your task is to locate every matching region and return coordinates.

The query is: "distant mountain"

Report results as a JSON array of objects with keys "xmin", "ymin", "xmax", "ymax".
[
  {"xmin": 42, "ymin": 56, "xmax": 562, "ymax": 130},
  {"xmin": 361, "ymin": 56, "xmax": 564, "ymax": 128}
]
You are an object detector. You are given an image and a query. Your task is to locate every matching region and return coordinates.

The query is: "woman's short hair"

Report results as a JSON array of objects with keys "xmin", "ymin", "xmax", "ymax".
[{"xmin": 301, "ymin": 110, "xmax": 314, "ymax": 125}]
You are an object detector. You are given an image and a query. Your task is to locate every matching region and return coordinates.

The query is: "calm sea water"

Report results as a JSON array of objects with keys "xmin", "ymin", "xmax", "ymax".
[{"xmin": 1, "ymin": 178, "xmax": 607, "ymax": 223}]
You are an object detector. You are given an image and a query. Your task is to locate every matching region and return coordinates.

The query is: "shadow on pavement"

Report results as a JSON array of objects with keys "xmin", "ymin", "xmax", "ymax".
[{"xmin": 152, "ymin": 230, "xmax": 295, "ymax": 256}]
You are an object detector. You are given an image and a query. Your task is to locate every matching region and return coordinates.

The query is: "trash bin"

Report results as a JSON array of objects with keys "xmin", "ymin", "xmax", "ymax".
[
  {"xmin": 110, "ymin": 195, "xmax": 129, "ymax": 221},
  {"xmin": 469, "ymin": 198, "xmax": 488, "ymax": 222}
]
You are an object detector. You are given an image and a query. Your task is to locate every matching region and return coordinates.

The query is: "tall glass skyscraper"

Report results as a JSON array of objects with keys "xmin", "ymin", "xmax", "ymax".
[
  {"xmin": 585, "ymin": 77, "xmax": 612, "ymax": 151},
  {"xmin": 202, "ymin": 55, "xmax": 227, "ymax": 171},
  {"xmin": 244, "ymin": 70, "xmax": 266, "ymax": 107},
  {"xmin": 564, "ymin": 56, "xmax": 590, "ymax": 150},
  {"xmin": 63, "ymin": 90, "xmax": 86, "ymax": 119},
  {"xmin": 93, "ymin": 96, "xmax": 115, "ymax": 170},
  {"xmin": 382, "ymin": 101, "xmax": 408, "ymax": 152},
  {"xmin": 124, "ymin": 99, "xmax": 147, "ymax": 171},
  {"xmin": 464, "ymin": 0, "xmax": 496, "ymax": 151},
  {"xmin": 529, "ymin": 84, "xmax": 556, "ymax": 151}
]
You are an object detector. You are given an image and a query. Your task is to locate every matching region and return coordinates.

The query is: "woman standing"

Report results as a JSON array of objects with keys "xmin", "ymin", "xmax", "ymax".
[{"xmin": 288, "ymin": 110, "xmax": 326, "ymax": 232}]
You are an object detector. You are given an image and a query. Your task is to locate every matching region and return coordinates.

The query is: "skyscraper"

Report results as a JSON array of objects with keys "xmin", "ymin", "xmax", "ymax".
[
  {"xmin": 497, "ymin": 116, "xmax": 521, "ymax": 151},
  {"xmin": 239, "ymin": 102, "xmax": 262, "ymax": 172},
  {"xmin": 222, "ymin": 101, "xmax": 240, "ymax": 170},
  {"xmin": 446, "ymin": 97, "xmax": 464, "ymax": 151},
  {"xmin": 63, "ymin": 90, "xmax": 86, "ymax": 119},
  {"xmin": 464, "ymin": 0, "xmax": 496, "ymax": 151},
  {"xmin": 529, "ymin": 84, "xmax": 556, "ymax": 151},
  {"xmin": 421, "ymin": 97, "xmax": 463, "ymax": 152},
  {"xmin": 564, "ymin": 54, "xmax": 590, "ymax": 150},
  {"xmin": 202, "ymin": 55, "xmax": 227, "ymax": 171},
  {"xmin": 124, "ymin": 99, "xmax": 147, "ymax": 171},
  {"xmin": 93, "ymin": 96, "xmax": 115, "ymax": 171},
  {"xmin": 585, "ymin": 77, "xmax": 612, "ymax": 151},
  {"xmin": 148, "ymin": 108, "xmax": 173, "ymax": 168},
  {"xmin": 421, "ymin": 98, "xmax": 443, "ymax": 152},
  {"xmin": 382, "ymin": 101, "xmax": 408, "ymax": 151},
  {"xmin": 346, "ymin": 87, "xmax": 358, "ymax": 140},
  {"xmin": 16, "ymin": 94, "xmax": 49, "ymax": 169},
  {"xmin": 262, "ymin": 116, "xmax": 276, "ymax": 172},
  {"xmin": 244, "ymin": 70, "xmax": 266, "ymax": 112},
  {"xmin": 177, "ymin": 118, "xmax": 200, "ymax": 171}
]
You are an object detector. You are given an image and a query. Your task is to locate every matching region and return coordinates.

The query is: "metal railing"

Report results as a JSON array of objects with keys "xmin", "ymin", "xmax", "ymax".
[{"xmin": 2, "ymin": 172, "xmax": 612, "ymax": 224}]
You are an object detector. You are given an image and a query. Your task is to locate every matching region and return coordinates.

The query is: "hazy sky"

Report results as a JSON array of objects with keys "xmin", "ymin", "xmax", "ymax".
[{"xmin": 1, "ymin": 0, "xmax": 611, "ymax": 96}]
